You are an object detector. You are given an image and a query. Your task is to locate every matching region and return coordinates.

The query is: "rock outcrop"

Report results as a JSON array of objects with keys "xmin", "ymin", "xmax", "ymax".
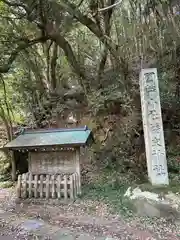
[{"xmin": 124, "ymin": 187, "xmax": 180, "ymax": 219}]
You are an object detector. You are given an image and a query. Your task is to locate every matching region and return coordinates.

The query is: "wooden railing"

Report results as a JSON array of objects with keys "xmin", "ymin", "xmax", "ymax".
[{"xmin": 16, "ymin": 172, "xmax": 80, "ymax": 200}]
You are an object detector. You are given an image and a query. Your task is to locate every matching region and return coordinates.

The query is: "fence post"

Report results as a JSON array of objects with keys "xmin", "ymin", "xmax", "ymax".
[
  {"xmin": 75, "ymin": 149, "xmax": 81, "ymax": 195},
  {"xmin": 64, "ymin": 175, "xmax": 67, "ymax": 200},
  {"xmin": 34, "ymin": 174, "xmax": 38, "ymax": 198},
  {"xmin": 51, "ymin": 175, "xmax": 55, "ymax": 198},
  {"xmin": 16, "ymin": 174, "xmax": 21, "ymax": 198},
  {"xmin": 57, "ymin": 175, "xmax": 61, "ymax": 199},
  {"xmin": 46, "ymin": 174, "xmax": 50, "ymax": 199},
  {"xmin": 69, "ymin": 174, "xmax": 74, "ymax": 200},
  {"xmin": 28, "ymin": 173, "xmax": 32, "ymax": 198},
  {"xmin": 22, "ymin": 173, "xmax": 27, "ymax": 199},
  {"xmin": 40, "ymin": 175, "xmax": 43, "ymax": 198}
]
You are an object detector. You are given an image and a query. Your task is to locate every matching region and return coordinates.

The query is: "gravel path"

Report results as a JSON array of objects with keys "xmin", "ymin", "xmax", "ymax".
[
  {"xmin": 0, "ymin": 188, "xmax": 180, "ymax": 239},
  {"xmin": 0, "ymin": 237, "xmax": 13, "ymax": 240},
  {"xmin": 0, "ymin": 211, "xmax": 157, "ymax": 240}
]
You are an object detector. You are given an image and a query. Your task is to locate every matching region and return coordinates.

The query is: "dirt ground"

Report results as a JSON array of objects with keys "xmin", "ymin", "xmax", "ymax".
[{"xmin": 0, "ymin": 188, "xmax": 180, "ymax": 240}]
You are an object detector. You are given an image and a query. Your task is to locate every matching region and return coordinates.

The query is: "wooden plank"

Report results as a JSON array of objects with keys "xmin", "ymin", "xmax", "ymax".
[
  {"xmin": 76, "ymin": 173, "xmax": 79, "ymax": 195},
  {"xmin": 28, "ymin": 173, "xmax": 32, "ymax": 198},
  {"xmin": 16, "ymin": 174, "xmax": 21, "ymax": 198},
  {"xmin": 51, "ymin": 175, "xmax": 55, "ymax": 198},
  {"xmin": 73, "ymin": 173, "xmax": 76, "ymax": 197},
  {"xmin": 75, "ymin": 172, "xmax": 79, "ymax": 196},
  {"xmin": 46, "ymin": 174, "xmax": 50, "ymax": 199},
  {"xmin": 75, "ymin": 149, "xmax": 81, "ymax": 195},
  {"xmin": 34, "ymin": 174, "xmax": 38, "ymax": 198},
  {"xmin": 22, "ymin": 173, "xmax": 27, "ymax": 199},
  {"xmin": 69, "ymin": 175, "xmax": 74, "ymax": 200},
  {"xmin": 78, "ymin": 172, "xmax": 80, "ymax": 195},
  {"xmin": 40, "ymin": 175, "xmax": 43, "ymax": 198},
  {"xmin": 64, "ymin": 175, "xmax": 68, "ymax": 200},
  {"xmin": 57, "ymin": 175, "xmax": 61, "ymax": 199}
]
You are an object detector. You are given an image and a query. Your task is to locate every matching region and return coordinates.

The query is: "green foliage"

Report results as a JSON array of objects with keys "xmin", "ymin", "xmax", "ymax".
[
  {"xmin": 0, "ymin": 151, "xmax": 11, "ymax": 181},
  {"xmin": 88, "ymin": 84, "xmax": 132, "ymax": 115},
  {"xmin": 167, "ymin": 146, "xmax": 180, "ymax": 173},
  {"xmin": 0, "ymin": 180, "xmax": 13, "ymax": 188},
  {"xmin": 81, "ymin": 171, "xmax": 134, "ymax": 216},
  {"xmin": 0, "ymin": 73, "xmax": 26, "ymax": 124}
]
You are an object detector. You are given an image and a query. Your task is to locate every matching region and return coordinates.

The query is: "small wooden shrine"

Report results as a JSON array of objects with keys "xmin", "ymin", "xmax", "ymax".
[{"xmin": 4, "ymin": 126, "xmax": 93, "ymax": 201}]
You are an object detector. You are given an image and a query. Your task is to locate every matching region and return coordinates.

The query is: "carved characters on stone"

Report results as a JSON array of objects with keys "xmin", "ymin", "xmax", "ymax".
[{"xmin": 139, "ymin": 68, "xmax": 169, "ymax": 185}]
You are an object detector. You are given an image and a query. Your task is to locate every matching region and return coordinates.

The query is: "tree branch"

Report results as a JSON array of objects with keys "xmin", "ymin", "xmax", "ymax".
[
  {"xmin": 51, "ymin": 34, "xmax": 86, "ymax": 79},
  {"xmin": 77, "ymin": 0, "xmax": 85, "ymax": 7},
  {"xmin": 0, "ymin": 75, "xmax": 13, "ymax": 140},
  {"xmin": 97, "ymin": 0, "xmax": 116, "ymax": 83},
  {"xmin": 50, "ymin": 43, "xmax": 58, "ymax": 90},
  {"xmin": 98, "ymin": 0, "xmax": 123, "ymax": 11},
  {"xmin": 57, "ymin": 0, "xmax": 119, "ymax": 57},
  {"xmin": 0, "ymin": 36, "xmax": 48, "ymax": 73},
  {"xmin": 49, "ymin": 33, "xmax": 89, "ymax": 93},
  {"xmin": 46, "ymin": 41, "xmax": 53, "ymax": 84}
]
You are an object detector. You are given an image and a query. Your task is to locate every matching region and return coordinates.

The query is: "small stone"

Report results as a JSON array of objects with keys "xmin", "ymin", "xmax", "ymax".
[
  {"xmin": 19, "ymin": 219, "xmax": 44, "ymax": 231},
  {"xmin": 105, "ymin": 237, "xmax": 118, "ymax": 240}
]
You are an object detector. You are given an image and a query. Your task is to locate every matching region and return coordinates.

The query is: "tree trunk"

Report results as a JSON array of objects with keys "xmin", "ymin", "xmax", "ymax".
[{"xmin": 51, "ymin": 43, "xmax": 58, "ymax": 90}]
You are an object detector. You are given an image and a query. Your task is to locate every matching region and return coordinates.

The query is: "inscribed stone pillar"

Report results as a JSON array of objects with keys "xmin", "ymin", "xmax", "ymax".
[{"xmin": 139, "ymin": 68, "xmax": 169, "ymax": 185}]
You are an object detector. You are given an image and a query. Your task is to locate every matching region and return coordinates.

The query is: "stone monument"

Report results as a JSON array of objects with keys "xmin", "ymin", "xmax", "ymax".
[{"xmin": 139, "ymin": 68, "xmax": 169, "ymax": 185}]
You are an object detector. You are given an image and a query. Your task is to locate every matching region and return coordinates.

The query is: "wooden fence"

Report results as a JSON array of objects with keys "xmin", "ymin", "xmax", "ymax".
[{"xmin": 16, "ymin": 172, "xmax": 80, "ymax": 200}]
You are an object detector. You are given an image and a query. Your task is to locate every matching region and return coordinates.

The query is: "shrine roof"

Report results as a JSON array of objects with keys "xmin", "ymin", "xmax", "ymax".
[{"xmin": 3, "ymin": 126, "xmax": 93, "ymax": 150}]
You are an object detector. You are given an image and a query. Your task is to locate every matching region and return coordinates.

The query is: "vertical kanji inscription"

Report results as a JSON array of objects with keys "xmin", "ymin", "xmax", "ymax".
[{"xmin": 139, "ymin": 68, "xmax": 169, "ymax": 185}]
